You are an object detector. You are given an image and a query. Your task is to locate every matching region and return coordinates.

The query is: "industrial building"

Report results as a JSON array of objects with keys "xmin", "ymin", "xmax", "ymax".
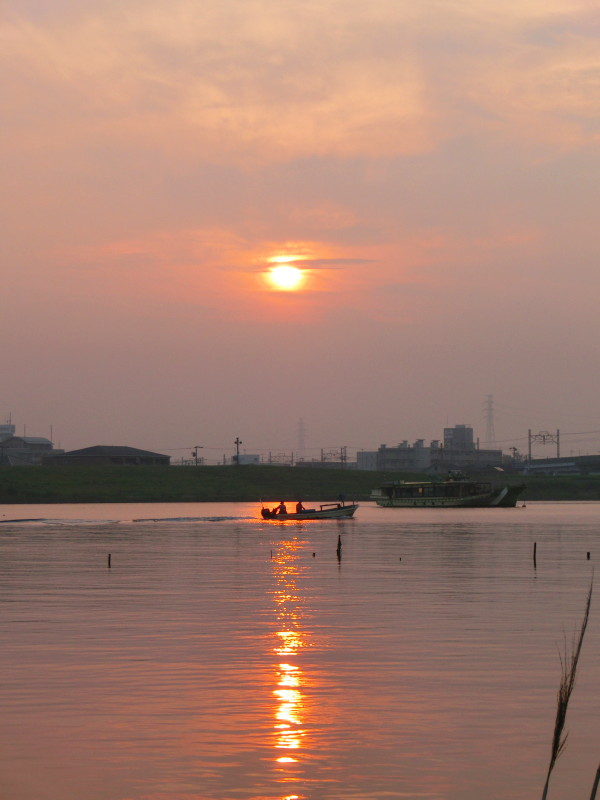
[{"xmin": 357, "ymin": 425, "xmax": 504, "ymax": 472}]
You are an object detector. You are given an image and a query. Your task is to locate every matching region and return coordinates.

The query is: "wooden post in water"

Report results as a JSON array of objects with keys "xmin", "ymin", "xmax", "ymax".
[
  {"xmin": 533, "ymin": 542, "xmax": 537, "ymax": 568},
  {"xmin": 336, "ymin": 535, "xmax": 342, "ymax": 561},
  {"xmin": 108, "ymin": 553, "xmax": 111, "ymax": 569}
]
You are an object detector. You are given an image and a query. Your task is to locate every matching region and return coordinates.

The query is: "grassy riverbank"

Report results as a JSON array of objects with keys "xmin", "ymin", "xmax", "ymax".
[
  {"xmin": 0, "ymin": 465, "xmax": 599, "ymax": 504},
  {"xmin": 0, "ymin": 465, "xmax": 405, "ymax": 503}
]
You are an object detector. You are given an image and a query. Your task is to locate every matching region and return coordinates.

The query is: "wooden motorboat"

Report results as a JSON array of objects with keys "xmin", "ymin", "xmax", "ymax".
[{"xmin": 261, "ymin": 502, "xmax": 358, "ymax": 520}]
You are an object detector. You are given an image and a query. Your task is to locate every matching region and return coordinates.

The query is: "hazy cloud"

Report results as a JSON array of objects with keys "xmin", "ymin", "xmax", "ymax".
[{"xmin": 1, "ymin": 0, "xmax": 599, "ymax": 452}]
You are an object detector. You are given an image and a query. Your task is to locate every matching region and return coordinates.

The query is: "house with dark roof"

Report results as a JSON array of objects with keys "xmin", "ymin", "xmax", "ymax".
[{"xmin": 43, "ymin": 445, "xmax": 170, "ymax": 466}]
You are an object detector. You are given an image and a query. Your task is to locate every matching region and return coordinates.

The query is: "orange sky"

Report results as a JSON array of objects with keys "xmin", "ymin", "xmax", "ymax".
[{"xmin": 2, "ymin": 1, "xmax": 600, "ymax": 458}]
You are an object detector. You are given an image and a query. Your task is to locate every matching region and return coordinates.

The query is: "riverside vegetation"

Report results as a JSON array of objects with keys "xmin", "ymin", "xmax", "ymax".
[{"xmin": 0, "ymin": 465, "xmax": 599, "ymax": 504}]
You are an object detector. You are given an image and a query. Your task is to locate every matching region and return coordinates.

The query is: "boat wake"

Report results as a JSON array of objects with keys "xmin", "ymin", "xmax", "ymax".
[
  {"xmin": 132, "ymin": 516, "xmax": 254, "ymax": 523},
  {"xmin": 0, "ymin": 518, "xmax": 120, "ymax": 526},
  {"xmin": 0, "ymin": 515, "xmax": 255, "ymax": 526}
]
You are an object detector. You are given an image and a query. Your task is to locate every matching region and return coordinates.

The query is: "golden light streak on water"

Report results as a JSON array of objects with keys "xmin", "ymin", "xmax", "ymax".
[
  {"xmin": 275, "ymin": 630, "xmax": 303, "ymax": 656},
  {"xmin": 271, "ymin": 538, "xmax": 310, "ymax": 782}
]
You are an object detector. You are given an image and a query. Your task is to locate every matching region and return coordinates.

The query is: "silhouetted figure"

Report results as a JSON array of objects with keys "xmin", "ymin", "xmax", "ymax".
[
  {"xmin": 295, "ymin": 501, "xmax": 305, "ymax": 514},
  {"xmin": 274, "ymin": 501, "xmax": 287, "ymax": 515}
]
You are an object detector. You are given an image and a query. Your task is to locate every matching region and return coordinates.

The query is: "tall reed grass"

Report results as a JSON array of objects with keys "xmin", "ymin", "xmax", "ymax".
[{"xmin": 541, "ymin": 577, "xmax": 593, "ymax": 800}]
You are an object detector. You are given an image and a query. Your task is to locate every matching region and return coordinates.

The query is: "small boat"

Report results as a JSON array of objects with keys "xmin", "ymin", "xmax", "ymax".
[
  {"xmin": 371, "ymin": 472, "xmax": 525, "ymax": 508},
  {"xmin": 261, "ymin": 501, "xmax": 359, "ymax": 520}
]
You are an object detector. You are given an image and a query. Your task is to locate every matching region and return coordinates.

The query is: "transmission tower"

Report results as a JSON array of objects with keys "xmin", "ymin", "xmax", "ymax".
[
  {"xmin": 297, "ymin": 418, "xmax": 306, "ymax": 463},
  {"xmin": 484, "ymin": 395, "xmax": 496, "ymax": 448}
]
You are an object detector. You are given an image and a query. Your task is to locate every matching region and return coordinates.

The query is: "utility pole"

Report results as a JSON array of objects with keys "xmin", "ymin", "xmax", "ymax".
[
  {"xmin": 528, "ymin": 429, "xmax": 560, "ymax": 461},
  {"xmin": 192, "ymin": 445, "xmax": 203, "ymax": 466},
  {"xmin": 234, "ymin": 437, "xmax": 242, "ymax": 464}
]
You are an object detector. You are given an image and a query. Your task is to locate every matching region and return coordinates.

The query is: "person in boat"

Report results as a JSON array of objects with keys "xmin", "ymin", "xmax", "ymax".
[
  {"xmin": 273, "ymin": 501, "xmax": 287, "ymax": 515},
  {"xmin": 295, "ymin": 500, "xmax": 305, "ymax": 514}
]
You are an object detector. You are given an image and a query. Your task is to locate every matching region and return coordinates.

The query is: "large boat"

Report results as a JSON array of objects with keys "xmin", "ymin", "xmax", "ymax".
[
  {"xmin": 371, "ymin": 473, "xmax": 525, "ymax": 508},
  {"xmin": 261, "ymin": 501, "xmax": 358, "ymax": 520}
]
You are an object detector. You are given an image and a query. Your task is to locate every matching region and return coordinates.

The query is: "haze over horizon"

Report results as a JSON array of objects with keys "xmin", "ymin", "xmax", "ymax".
[{"xmin": 2, "ymin": 1, "xmax": 599, "ymax": 462}]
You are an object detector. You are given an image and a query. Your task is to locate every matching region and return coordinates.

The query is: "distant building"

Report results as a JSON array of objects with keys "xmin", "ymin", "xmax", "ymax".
[
  {"xmin": 522, "ymin": 454, "xmax": 600, "ymax": 475},
  {"xmin": 0, "ymin": 422, "xmax": 16, "ymax": 442},
  {"xmin": 444, "ymin": 424, "xmax": 473, "ymax": 450},
  {"xmin": 0, "ymin": 436, "xmax": 57, "ymax": 465},
  {"xmin": 234, "ymin": 454, "xmax": 261, "ymax": 465},
  {"xmin": 362, "ymin": 424, "xmax": 503, "ymax": 473},
  {"xmin": 295, "ymin": 460, "xmax": 356, "ymax": 470},
  {"xmin": 431, "ymin": 424, "xmax": 502, "ymax": 471},
  {"xmin": 375, "ymin": 439, "xmax": 432, "ymax": 471},
  {"xmin": 44, "ymin": 445, "xmax": 170, "ymax": 466}
]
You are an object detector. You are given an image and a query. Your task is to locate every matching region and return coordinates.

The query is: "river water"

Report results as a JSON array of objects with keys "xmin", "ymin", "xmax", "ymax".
[{"xmin": 0, "ymin": 501, "xmax": 598, "ymax": 800}]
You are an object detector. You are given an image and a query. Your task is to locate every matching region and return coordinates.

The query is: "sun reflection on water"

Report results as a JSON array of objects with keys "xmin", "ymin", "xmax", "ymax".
[{"xmin": 271, "ymin": 538, "xmax": 309, "ymax": 785}]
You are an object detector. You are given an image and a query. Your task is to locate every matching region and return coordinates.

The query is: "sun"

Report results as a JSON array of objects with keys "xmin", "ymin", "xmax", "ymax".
[{"xmin": 268, "ymin": 265, "xmax": 304, "ymax": 291}]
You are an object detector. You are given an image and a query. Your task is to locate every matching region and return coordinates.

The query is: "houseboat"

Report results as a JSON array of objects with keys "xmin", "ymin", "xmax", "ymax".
[{"xmin": 371, "ymin": 473, "xmax": 525, "ymax": 508}]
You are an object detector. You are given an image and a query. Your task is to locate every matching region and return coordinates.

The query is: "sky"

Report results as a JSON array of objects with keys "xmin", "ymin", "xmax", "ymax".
[{"xmin": 2, "ymin": 0, "xmax": 600, "ymax": 463}]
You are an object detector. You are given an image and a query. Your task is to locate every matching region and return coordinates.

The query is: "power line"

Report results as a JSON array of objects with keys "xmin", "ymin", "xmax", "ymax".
[{"xmin": 155, "ymin": 429, "xmax": 600, "ymax": 457}]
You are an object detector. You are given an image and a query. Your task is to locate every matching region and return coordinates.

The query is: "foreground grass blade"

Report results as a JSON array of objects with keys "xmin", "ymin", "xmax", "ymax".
[
  {"xmin": 589, "ymin": 764, "xmax": 600, "ymax": 800},
  {"xmin": 541, "ymin": 577, "xmax": 593, "ymax": 800}
]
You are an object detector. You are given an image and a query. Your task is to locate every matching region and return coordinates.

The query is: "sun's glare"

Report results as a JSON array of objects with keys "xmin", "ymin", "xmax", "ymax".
[{"xmin": 268, "ymin": 265, "xmax": 304, "ymax": 291}]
